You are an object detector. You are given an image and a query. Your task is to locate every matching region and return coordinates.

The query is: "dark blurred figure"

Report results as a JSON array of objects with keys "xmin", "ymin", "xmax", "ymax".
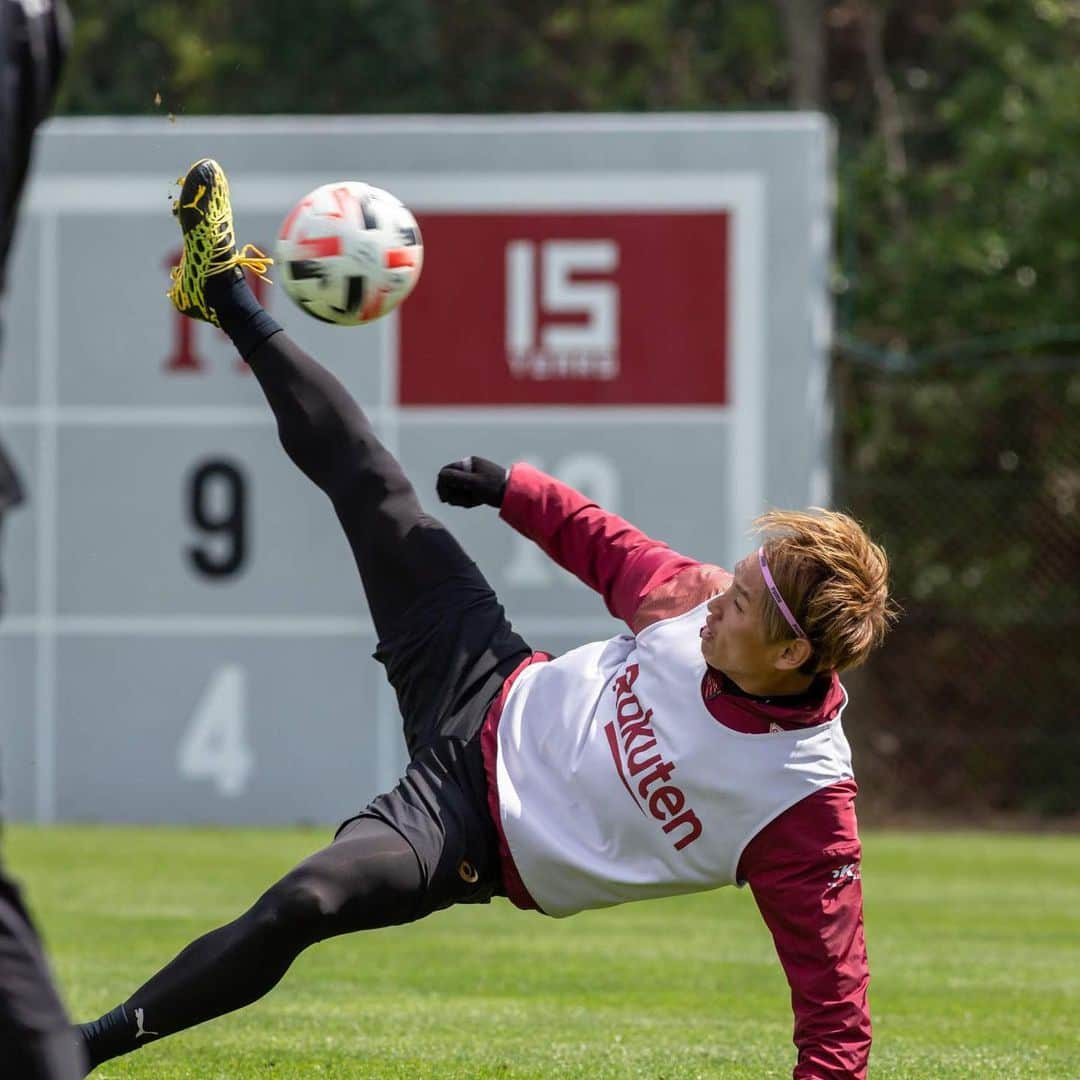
[{"xmin": 0, "ymin": 1, "xmax": 84, "ymax": 1075}]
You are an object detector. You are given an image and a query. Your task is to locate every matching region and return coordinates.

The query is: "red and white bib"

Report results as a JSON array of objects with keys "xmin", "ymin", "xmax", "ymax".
[{"xmin": 495, "ymin": 600, "xmax": 853, "ymax": 917}]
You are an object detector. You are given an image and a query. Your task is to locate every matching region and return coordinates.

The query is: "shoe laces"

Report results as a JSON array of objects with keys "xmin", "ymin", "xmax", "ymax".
[{"xmin": 233, "ymin": 244, "xmax": 274, "ymax": 284}]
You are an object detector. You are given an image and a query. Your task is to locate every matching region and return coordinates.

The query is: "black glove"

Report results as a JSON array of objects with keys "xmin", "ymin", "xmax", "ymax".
[{"xmin": 436, "ymin": 456, "xmax": 509, "ymax": 508}]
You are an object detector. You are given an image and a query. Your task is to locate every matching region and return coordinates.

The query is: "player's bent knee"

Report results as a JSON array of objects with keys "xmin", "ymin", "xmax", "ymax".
[{"xmin": 249, "ymin": 871, "xmax": 339, "ymax": 943}]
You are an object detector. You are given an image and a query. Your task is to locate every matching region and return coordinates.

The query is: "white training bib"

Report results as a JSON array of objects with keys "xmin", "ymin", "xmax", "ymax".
[{"xmin": 495, "ymin": 600, "xmax": 853, "ymax": 916}]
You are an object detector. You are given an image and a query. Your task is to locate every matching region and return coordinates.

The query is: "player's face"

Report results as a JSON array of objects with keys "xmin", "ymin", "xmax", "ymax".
[{"xmin": 698, "ymin": 555, "xmax": 783, "ymax": 686}]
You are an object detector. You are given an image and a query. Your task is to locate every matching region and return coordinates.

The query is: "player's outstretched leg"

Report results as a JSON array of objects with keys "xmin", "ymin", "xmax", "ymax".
[
  {"xmin": 167, "ymin": 158, "xmax": 477, "ymax": 641},
  {"xmin": 76, "ymin": 817, "xmax": 421, "ymax": 1072}
]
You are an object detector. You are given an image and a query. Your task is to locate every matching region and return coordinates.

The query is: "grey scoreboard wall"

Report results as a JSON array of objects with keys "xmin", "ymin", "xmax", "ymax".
[{"xmin": 0, "ymin": 116, "xmax": 833, "ymax": 824}]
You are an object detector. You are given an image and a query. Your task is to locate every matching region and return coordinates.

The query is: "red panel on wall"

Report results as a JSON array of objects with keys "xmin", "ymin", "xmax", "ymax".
[{"xmin": 398, "ymin": 212, "xmax": 729, "ymax": 406}]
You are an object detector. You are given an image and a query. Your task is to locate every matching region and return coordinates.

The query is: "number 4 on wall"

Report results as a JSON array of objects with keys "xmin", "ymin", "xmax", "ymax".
[{"xmin": 177, "ymin": 665, "xmax": 254, "ymax": 797}]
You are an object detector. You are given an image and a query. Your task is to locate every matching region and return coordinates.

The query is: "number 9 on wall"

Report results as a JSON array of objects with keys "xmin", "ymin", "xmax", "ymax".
[{"xmin": 186, "ymin": 457, "xmax": 249, "ymax": 580}]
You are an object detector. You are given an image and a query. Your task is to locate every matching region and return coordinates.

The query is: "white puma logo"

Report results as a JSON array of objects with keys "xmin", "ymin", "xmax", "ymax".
[{"xmin": 134, "ymin": 1007, "xmax": 159, "ymax": 1039}]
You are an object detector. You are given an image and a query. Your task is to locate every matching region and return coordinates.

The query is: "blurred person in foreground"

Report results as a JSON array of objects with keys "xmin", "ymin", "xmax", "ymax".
[
  {"xmin": 0, "ymin": 0, "xmax": 84, "ymax": 1076},
  {"xmin": 78, "ymin": 158, "xmax": 896, "ymax": 1080}
]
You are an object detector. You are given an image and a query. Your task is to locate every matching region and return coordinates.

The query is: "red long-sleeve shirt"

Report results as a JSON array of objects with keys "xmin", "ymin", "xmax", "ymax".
[{"xmin": 482, "ymin": 464, "xmax": 871, "ymax": 1080}]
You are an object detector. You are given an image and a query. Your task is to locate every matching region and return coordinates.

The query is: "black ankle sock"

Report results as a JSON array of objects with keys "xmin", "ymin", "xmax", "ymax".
[
  {"xmin": 205, "ymin": 268, "xmax": 283, "ymax": 360},
  {"xmin": 78, "ymin": 1003, "xmax": 136, "ymax": 1068}
]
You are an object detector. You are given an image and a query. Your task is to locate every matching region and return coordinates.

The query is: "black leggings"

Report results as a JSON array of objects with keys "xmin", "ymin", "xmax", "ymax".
[
  {"xmin": 248, "ymin": 331, "xmax": 476, "ymax": 641},
  {"xmin": 84, "ymin": 331, "xmax": 482, "ymax": 1068},
  {"xmin": 106, "ymin": 817, "xmax": 422, "ymax": 1049}
]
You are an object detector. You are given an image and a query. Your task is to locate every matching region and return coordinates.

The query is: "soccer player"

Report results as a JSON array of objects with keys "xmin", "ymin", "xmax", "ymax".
[
  {"xmin": 78, "ymin": 159, "xmax": 895, "ymax": 1080},
  {"xmin": 0, "ymin": 1, "xmax": 85, "ymax": 1076}
]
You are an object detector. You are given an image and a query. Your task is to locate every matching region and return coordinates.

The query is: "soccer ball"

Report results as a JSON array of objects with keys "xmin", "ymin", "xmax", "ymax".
[{"xmin": 275, "ymin": 181, "xmax": 423, "ymax": 326}]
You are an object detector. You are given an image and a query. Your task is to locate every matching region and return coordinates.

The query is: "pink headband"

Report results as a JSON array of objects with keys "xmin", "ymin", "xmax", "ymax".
[{"xmin": 758, "ymin": 546, "xmax": 807, "ymax": 639}]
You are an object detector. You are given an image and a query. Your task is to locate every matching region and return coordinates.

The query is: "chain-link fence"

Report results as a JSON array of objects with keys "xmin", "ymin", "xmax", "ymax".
[{"xmin": 833, "ymin": 353, "xmax": 1080, "ymax": 820}]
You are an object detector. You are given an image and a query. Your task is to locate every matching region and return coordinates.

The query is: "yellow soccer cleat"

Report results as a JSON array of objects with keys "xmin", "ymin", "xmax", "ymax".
[{"xmin": 167, "ymin": 158, "xmax": 272, "ymax": 326}]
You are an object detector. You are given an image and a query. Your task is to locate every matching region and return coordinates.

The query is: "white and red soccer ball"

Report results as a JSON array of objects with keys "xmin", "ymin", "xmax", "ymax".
[{"xmin": 275, "ymin": 181, "xmax": 423, "ymax": 326}]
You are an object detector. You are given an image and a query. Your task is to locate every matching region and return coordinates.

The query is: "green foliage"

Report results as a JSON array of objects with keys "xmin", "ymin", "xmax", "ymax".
[
  {"xmin": 62, "ymin": 0, "xmax": 444, "ymax": 115},
  {"xmin": 839, "ymin": 0, "xmax": 1080, "ymax": 349},
  {"xmin": 829, "ymin": 5, "xmax": 1080, "ymax": 817},
  {"xmin": 61, "ymin": 3, "xmax": 1078, "ymax": 351},
  {"xmin": 838, "ymin": 358, "xmax": 1080, "ymax": 815},
  {"xmin": 60, "ymin": 1, "xmax": 792, "ymax": 115}
]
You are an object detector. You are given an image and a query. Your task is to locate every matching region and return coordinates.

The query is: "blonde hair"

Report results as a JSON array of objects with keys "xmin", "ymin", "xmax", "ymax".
[{"xmin": 754, "ymin": 508, "xmax": 898, "ymax": 674}]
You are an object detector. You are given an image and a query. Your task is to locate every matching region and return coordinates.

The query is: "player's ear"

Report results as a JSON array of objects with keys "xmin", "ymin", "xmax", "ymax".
[{"xmin": 774, "ymin": 636, "xmax": 813, "ymax": 671}]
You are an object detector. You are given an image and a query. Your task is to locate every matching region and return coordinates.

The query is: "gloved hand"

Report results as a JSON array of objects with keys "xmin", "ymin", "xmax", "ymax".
[{"xmin": 436, "ymin": 456, "xmax": 509, "ymax": 508}]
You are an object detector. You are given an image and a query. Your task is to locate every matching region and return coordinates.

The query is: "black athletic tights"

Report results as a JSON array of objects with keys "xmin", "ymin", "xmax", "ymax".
[
  {"xmin": 82, "ymin": 331, "xmax": 471, "ymax": 1069},
  {"xmin": 252, "ymin": 331, "xmax": 477, "ymax": 639}
]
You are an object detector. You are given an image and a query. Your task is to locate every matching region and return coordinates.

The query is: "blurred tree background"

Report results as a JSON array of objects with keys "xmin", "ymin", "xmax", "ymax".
[{"xmin": 57, "ymin": 0, "xmax": 1079, "ymax": 818}]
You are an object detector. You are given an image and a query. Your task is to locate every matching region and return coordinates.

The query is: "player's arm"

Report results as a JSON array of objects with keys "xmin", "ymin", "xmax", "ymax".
[
  {"xmin": 738, "ymin": 781, "xmax": 872, "ymax": 1080},
  {"xmin": 437, "ymin": 458, "xmax": 700, "ymax": 626}
]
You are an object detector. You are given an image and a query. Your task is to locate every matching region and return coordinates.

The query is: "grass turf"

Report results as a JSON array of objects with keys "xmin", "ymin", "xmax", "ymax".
[{"xmin": 6, "ymin": 825, "xmax": 1078, "ymax": 1078}]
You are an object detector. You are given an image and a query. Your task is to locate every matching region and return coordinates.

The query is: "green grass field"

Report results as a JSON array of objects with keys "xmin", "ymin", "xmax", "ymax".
[{"xmin": 7, "ymin": 826, "xmax": 1079, "ymax": 1079}]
